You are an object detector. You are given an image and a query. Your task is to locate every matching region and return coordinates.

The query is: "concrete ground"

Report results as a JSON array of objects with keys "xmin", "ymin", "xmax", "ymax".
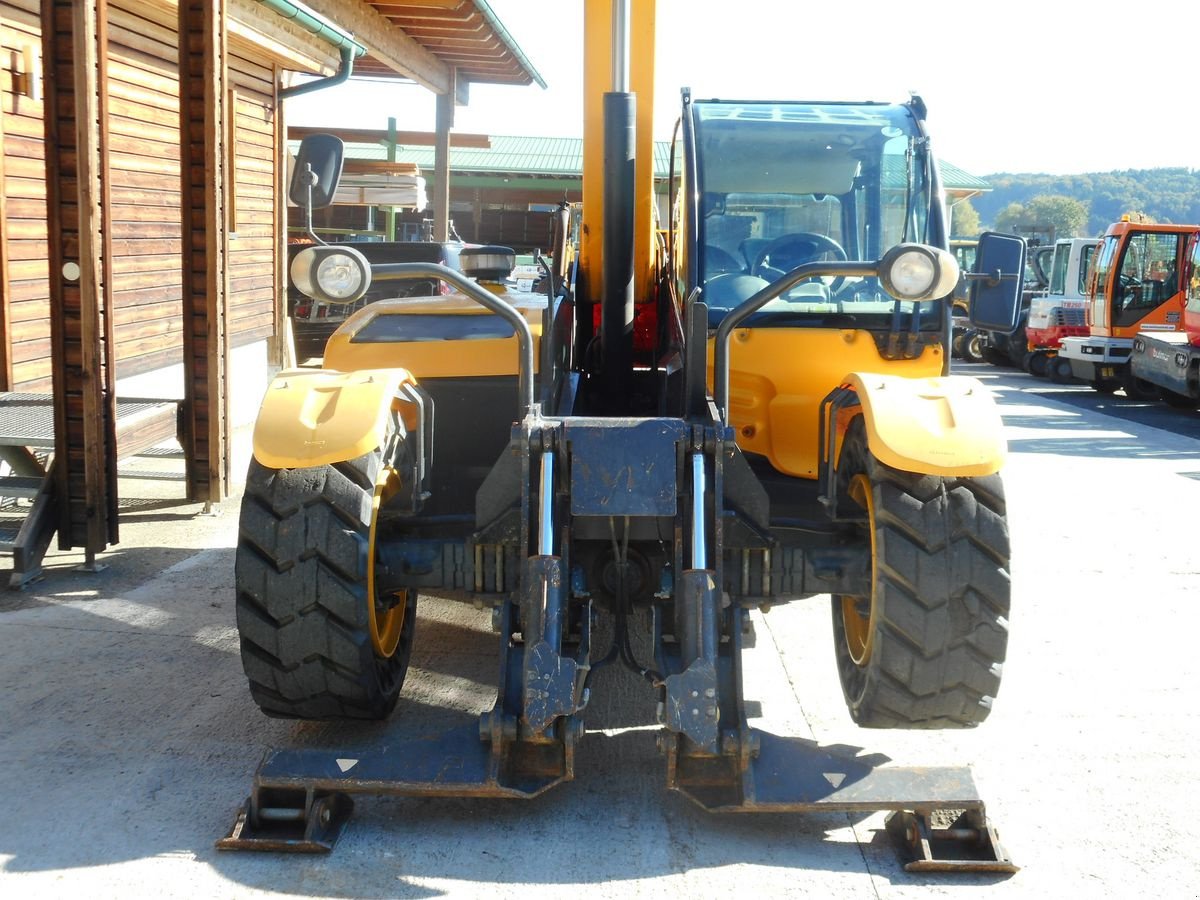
[{"xmin": 2, "ymin": 363, "xmax": 1199, "ymax": 899}]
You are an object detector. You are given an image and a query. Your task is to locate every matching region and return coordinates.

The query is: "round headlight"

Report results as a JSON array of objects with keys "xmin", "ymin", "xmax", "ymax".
[
  {"xmin": 289, "ymin": 245, "xmax": 370, "ymax": 304},
  {"xmin": 879, "ymin": 244, "xmax": 959, "ymax": 302},
  {"xmin": 316, "ymin": 252, "xmax": 365, "ymax": 299}
]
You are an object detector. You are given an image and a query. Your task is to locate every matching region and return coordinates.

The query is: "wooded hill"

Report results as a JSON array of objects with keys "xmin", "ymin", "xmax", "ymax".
[{"xmin": 973, "ymin": 168, "xmax": 1200, "ymax": 237}]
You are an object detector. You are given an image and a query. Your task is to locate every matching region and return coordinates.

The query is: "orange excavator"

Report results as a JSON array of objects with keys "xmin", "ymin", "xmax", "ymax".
[
  {"xmin": 1130, "ymin": 231, "xmax": 1200, "ymax": 406},
  {"xmin": 1056, "ymin": 219, "xmax": 1197, "ymax": 397}
]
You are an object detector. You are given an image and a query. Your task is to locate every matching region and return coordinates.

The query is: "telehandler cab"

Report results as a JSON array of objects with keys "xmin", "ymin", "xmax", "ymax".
[{"xmin": 221, "ymin": 0, "xmax": 1024, "ymax": 871}]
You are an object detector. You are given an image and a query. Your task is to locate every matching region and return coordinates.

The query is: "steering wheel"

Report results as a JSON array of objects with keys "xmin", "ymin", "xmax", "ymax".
[
  {"xmin": 751, "ymin": 232, "xmax": 849, "ymax": 293},
  {"xmin": 703, "ymin": 244, "xmax": 743, "ymax": 278}
]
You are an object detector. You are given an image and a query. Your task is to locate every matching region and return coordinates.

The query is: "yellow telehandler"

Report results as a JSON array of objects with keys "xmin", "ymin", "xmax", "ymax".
[{"xmin": 220, "ymin": 0, "xmax": 1025, "ymax": 871}]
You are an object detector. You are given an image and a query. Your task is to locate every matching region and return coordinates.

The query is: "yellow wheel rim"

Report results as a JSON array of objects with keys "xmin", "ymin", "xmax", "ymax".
[
  {"xmin": 366, "ymin": 466, "xmax": 406, "ymax": 658},
  {"xmin": 841, "ymin": 473, "xmax": 878, "ymax": 667}
]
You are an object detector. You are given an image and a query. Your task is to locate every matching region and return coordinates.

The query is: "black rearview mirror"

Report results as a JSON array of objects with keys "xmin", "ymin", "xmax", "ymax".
[
  {"xmin": 289, "ymin": 133, "xmax": 344, "ymax": 210},
  {"xmin": 968, "ymin": 231, "xmax": 1026, "ymax": 334}
]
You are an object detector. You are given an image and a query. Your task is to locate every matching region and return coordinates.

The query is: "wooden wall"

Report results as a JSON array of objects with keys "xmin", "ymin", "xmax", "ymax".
[
  {"xmin": 0, "ymin": 0, "xmax": 280, "ymax": 392},
  {"xmin": 107, "ymin": 2, "xmax": 184, "ymax": 380},
  {"xmin": 227, "ymin": 42, "xmax": 277, "ymax": 347},
  {"xmin": 1, "ymin": 0, "xmax": 52, "ymax": 391}
]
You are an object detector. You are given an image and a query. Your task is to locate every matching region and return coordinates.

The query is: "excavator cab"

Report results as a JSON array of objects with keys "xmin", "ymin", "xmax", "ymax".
[{"xmin": 1060, "ymin": 221, "xmax": 1194, "ymax": 395}]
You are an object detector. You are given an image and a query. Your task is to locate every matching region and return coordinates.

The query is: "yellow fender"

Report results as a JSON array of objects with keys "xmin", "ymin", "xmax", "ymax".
[
  {"xmin": 252, "ymin": 368, "xmax": 417, "ymax": 470},
  {"xmin": 842, "ymin": 373, "xmax": 1006, "ymax": 477}
]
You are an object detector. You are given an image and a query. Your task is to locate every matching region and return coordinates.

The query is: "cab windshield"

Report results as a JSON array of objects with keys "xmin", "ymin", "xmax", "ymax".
[{"xmin": 692, "ymin": 100, "xmax": 942, "ymax": 328}]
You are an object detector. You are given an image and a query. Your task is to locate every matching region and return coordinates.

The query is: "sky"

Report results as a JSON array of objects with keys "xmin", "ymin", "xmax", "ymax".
[{"xmin": 289, "ymin": 0, "xmax": 1200, "ymax": 177}]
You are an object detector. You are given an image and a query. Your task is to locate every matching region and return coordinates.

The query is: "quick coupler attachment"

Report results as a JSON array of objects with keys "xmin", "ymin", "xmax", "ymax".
[
  {"xmin": 887, "ymin": 808, "xmax": 1017, "ymax": 873},
  {"xmin": 217, "ymin": 786, "xmax": 352, "ymax": 853}
]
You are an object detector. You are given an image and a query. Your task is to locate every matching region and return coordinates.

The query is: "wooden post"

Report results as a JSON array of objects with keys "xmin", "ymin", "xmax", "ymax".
[
  {"xmin": 41, "ymin": 0, "xmax": 119, "ymax": 555},
  {"xmin": 271, "ymin": 65, "xmax": 291, "ymax": 370},
  {"xmin": 433, "ymin": 71, "xmax": 455, "ymax": 243},
  {"xmin": 386, "ymin": 116, "xmax": 397, "ymax": 241},
  {"xmin": 179, "ymin": 0, "xmax": 230, "ymax": 505},
  {"xmin": 0, "ymin": 91, "xmax": 12, "ymax": 391}
]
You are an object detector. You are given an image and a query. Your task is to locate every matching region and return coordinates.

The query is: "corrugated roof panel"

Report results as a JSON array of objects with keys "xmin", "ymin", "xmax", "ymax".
[{"xmin": 939, "ymin": 160, "xmax": 990, "ymax": 190}]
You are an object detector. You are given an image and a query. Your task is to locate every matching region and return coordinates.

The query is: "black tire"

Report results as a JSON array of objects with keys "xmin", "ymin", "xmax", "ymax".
[
  {"xmin": 1121, "ymin": 369, "xmax": 1160, "ymax": 401},
  {"xmin": 1161, "ymin": 389, "xmax": 1199, "ymax": 409},
  {"xmin": 831, "ymin": 420, "xmax": 1010, "ymax": 729},
  {"xmin": 981, "ymin": 338, "xmax": 1011, "ymax": 368},
  {"xmin": 1048, "ymin": 355, "xmax": 1074, "ymax": 384},
  {"xmin": 235, "ymin": 452, "xmax": 416, "ymax": 719},
  {"xmin": 1006, "ymin": 330, "xmax": 1028, "ymax": 368},
  {"xmin": 1026, "ymin": 352, "xmax": 1049, "ymax": 378},
  {"xmin": 951, "ymin": 332, "xmax": 966, "ymax": 360},
  {"xmin": 960, "ymin": 330, "xmax": 985, "ymax": 364}
]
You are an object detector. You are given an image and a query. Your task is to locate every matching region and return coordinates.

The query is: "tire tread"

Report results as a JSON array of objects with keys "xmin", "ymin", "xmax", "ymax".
[
  {"xmin": 833, "ymin": 422, "xmax": 1011, "ymax": 729},
  {"xmin": 233, "ymin": 457, "xmax": 414, "ymax": 720}
]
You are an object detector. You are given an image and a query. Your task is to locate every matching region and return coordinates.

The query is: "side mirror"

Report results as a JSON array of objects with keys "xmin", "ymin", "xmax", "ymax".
[
  {"xmin": 968, "ymin": 231, "xmax": 1026, "ymax": 334},
  {"xmin": 289, "ymin": 133, "xmax": 344, "ymax": 210}
]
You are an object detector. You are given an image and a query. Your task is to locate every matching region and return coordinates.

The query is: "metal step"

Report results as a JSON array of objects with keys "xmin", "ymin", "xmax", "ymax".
[
  {"xmin": 0, "ymin": 517, "xmax": 23, "ymax": 551},
  {"xmin": 0, "ymin": 475, "xmax": 45, "ymax": 500},
  {"xmin": 118, "ymin": 469, "xmax": 187, "ymax": 482},
  {"xmin": 129, "ymin": 444, "xmax": 185, "ymax": 460}
]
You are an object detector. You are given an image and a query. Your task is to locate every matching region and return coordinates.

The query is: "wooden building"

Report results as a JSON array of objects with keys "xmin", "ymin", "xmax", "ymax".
[{"xmin": 0, "ymin": 0, "xmax": 542, "ymax": 584}]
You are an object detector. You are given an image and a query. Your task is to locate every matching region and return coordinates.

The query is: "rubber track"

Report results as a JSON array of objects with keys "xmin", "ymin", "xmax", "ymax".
[
  {"xmin": 834, "ymin": 425, "xmax": 1011, "ymax": 729},
  {"xmin": 233, "ymin": 456, "xmax": 413, "ymax": 720}
]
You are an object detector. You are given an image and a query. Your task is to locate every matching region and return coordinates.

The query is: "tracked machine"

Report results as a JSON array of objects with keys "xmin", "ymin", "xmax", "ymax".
[
  {"xmin": 221, "ymin": 0, "xmax": 1024, "ymax": 871},
  {"xmin": 1023, "ymin": 237, "xmax": 1096, "ymax": 380}
]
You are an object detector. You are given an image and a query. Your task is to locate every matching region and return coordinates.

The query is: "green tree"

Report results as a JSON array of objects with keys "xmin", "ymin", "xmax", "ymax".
[
  {"xmin": 972, "ymin": 168, "xmax": 1200, "ymax": 237},
  {"xmin": 992, "ymin": 201, "xmax": 1027, "ymax": 234},
  {"xmin": 950, "ymin": 198, "xmax": 981, "ymax": 237},
  {"xmin": 990, "ymin": 194, "xmax": 1089, "ymax": 241},
  {"xmin": 1024, "ymin": 195, "xmax": 1089, "ymax": 238}
]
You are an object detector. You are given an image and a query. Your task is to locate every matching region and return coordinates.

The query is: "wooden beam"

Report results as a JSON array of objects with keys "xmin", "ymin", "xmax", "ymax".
[
  {"xmin": 179, "ymin": 0, "xmax": 230, "ymax": 505},
  {"xmin": 433, "ymin": 69, "xmax": 454, "ymax": 242},
  {"xmin": 270, "ymin": 62, "xmax": 292, "ymax": 371},
  {"xmin": 0, "ymin": 97, "xmax": 12, "ymax": 391},
  {"xmin": 301, "ymin": 0, "xmax": 453, "ymax": 95},
  {"xmin": 342, "ymin": 160, "xmax": 421, "ymax": 176},
  {"xmin": 97, "ymin": 0, "xmax": 121, "ymax": 543},
  {"xmin": 41, "ymin": 0, "xmax": 119, "ymax": 554},
  {"xmin": 287, "ymin": 125, "xmax": 490, "ymax": 148},
  {"xmin": 228, "ymin": 0, "xmax": 339, "ymax": 75}
]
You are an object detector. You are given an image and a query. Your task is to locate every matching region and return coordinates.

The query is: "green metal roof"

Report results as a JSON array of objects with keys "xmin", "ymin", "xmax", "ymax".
[
  {"xmin": 292, "ymin": 135, "xmax": 989, "ymax": 192},
  {"xmin": 939, "ymin": 160, "xmax": 990, "ymax": 191}
]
